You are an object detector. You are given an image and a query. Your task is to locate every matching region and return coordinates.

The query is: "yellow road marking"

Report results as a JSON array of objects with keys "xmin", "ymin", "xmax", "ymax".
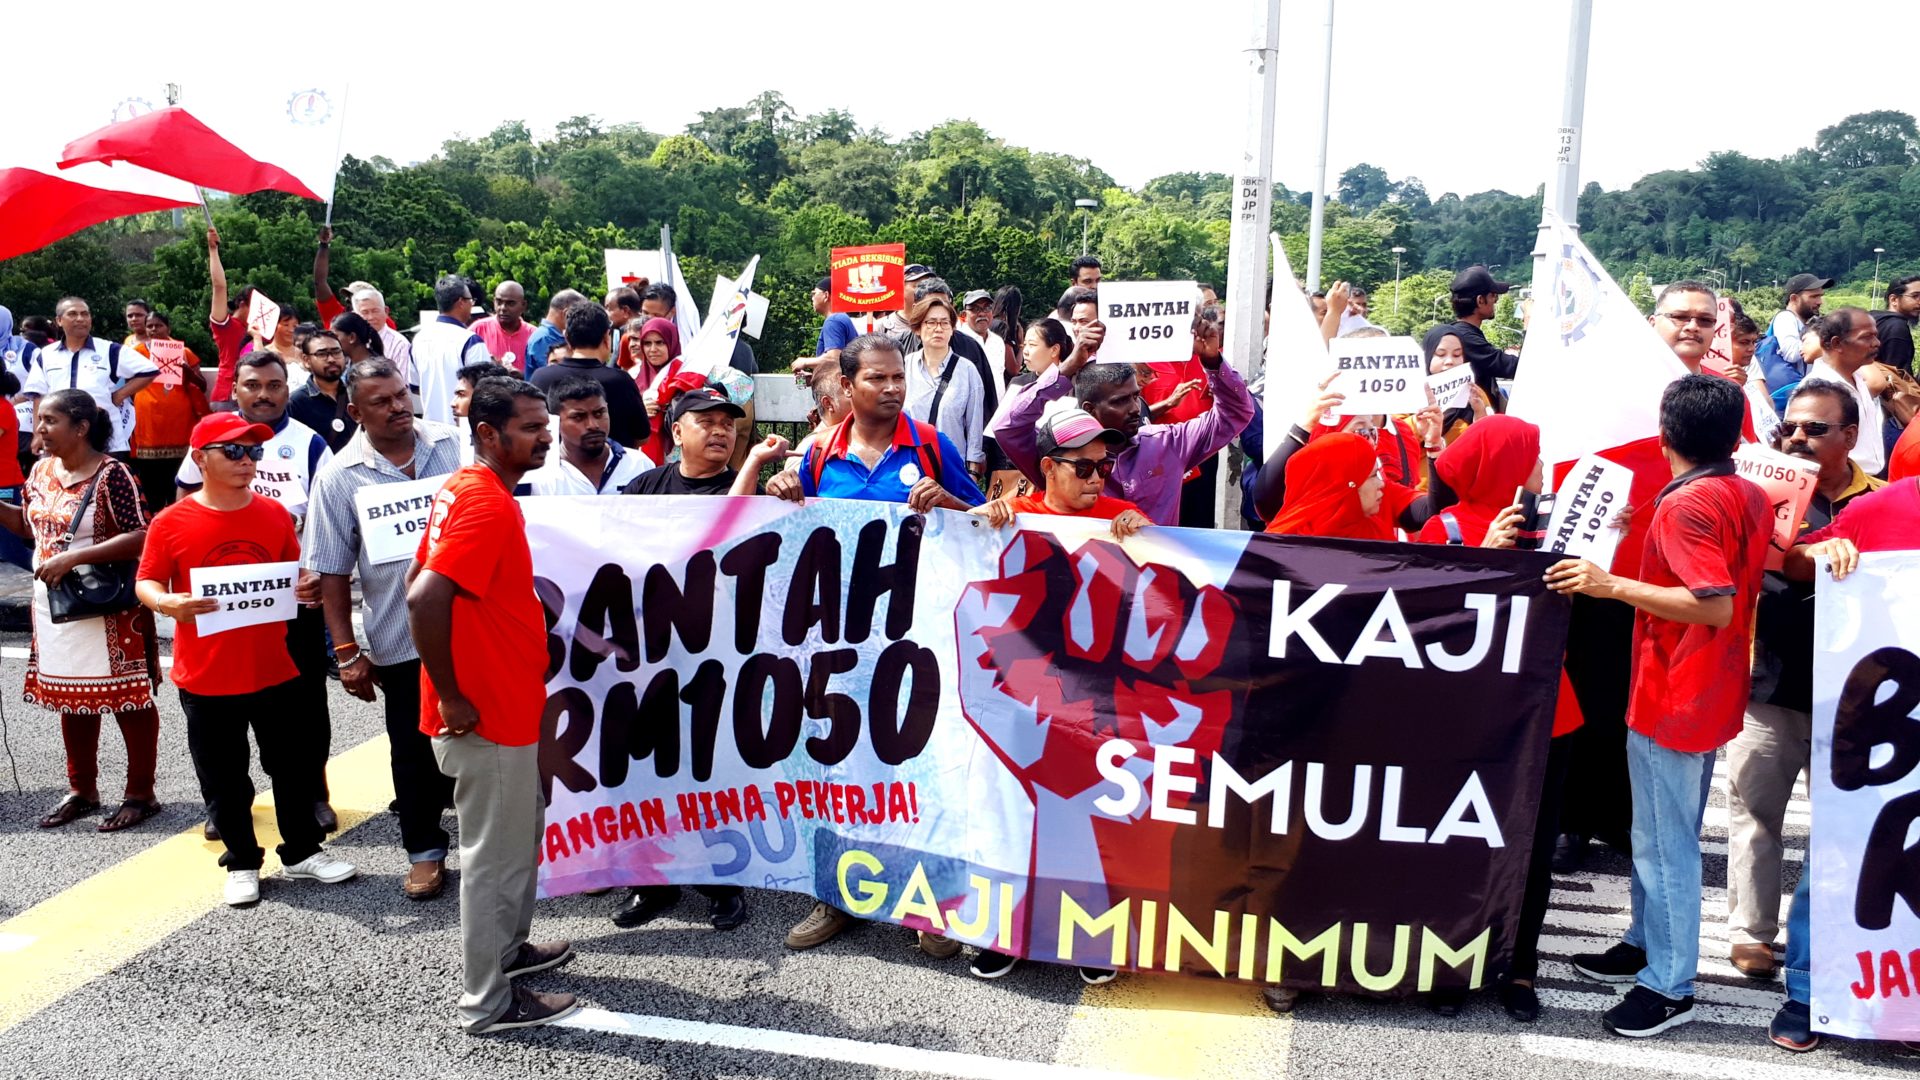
[
  {"xmin": 0, "ymin": 735, "xmax": 394, "ymax": 1034},
  {"xmin": 1053, "ymin": 976, "xmax": 1292, "ymax": 1079}
]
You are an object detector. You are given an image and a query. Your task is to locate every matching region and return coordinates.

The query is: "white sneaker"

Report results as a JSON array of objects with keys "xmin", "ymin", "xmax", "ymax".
[
  {"xmin": 282, "ymin": 851, "xmax": 358, "ymax": 884},
  {"xmin": 224, "ymin": 870, "xmax": 260, "ymax": 906}
]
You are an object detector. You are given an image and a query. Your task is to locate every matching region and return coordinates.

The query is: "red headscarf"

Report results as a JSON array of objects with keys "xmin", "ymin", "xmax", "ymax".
[
  {"xmin": 629, "ymin": 317, "xmax": 683, "ymax": 390},
  {"xmin": 1265, "ymin": 432, "xmax": 1395, "ymax": 540},
  {"xmin": 1417, "ymin": 415, "xmax": 1541, "ymax": 545}
]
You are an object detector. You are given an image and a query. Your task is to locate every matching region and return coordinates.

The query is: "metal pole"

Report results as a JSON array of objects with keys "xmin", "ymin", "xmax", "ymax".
[
  {"xmin": 1532, "ymin": 0, "xmax": 1594, "ymax": 282},
  {"xmin": 1081, "ymin": 213, "xmax": 1089, "ymax": 256},
  {"xmin": 1391, "ymin": 246, "xmax": 1406, "ymax": 315},
  {"xmin": 1873, "ymin": 247, "xmax": 1884, "ymax": 302},
  {"xmin": 1217, "ymin": 0, "xmax": 1282, "ymax": 529},
  {"xmin": 1304, "ymin": 0, "xmax": 1335, "ymax": 292}
]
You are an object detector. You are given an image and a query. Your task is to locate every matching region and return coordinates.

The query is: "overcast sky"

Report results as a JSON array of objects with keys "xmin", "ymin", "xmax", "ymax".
[{"xmin": 18, "ymin": 0, "xmax": 1903, "ymax": 200}]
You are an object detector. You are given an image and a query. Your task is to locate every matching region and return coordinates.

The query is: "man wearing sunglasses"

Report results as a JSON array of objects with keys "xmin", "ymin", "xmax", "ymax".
[
  {"xmin": 137, "ymin": 413, "xmax": 356, "ymax": 906},
  {"xmin": 970, "ymin": 407, "xmax": 1148, "ymax": 542},
  {"xmin": 1726, "ymin": 379, "xmax": 1882, "ymax": 986}
]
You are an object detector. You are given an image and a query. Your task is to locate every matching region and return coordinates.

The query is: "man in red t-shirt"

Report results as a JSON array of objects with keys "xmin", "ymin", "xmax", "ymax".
[
  {"xmin": 405, "ymin": 375, "xmax": 577, "ymax": 1034},
  {"xmin": 135, "ymin": 413, "xmax": 358, "ymax": 906},
  {"xmin": 1545, "ymin": 375, "xmax": 1772, "ymax": 1038},
  {"xmin": 971, "ymin": 407, "xmax": 1150, "ymax": 543}
]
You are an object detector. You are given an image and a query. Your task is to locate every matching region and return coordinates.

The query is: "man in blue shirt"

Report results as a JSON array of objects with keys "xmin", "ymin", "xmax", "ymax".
[
  {"xmin": 525, "ymin": 290, "xmax": 583, "ymax": 374},
  {"xmin": 768, "ymin": 335, "xmax": 983, "ymax": 511},
  {"xmin": 814, "ymin": 277, "xmax": 860, "ymax": 360}
]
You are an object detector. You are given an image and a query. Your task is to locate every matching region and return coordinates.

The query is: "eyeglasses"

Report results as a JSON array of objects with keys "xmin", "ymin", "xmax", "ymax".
[
  {"xmin": 203, "ymin": 443, "xmax": 266, "ymax": 462},
  {"xmin": 306, "ymin": 347, "xmax": 345, "ymax": 359},
  {"xmin": 1046, "ymin": 455, "xmax": 1116, "ymax": 480},
  {"xmin": 1777, "ymin": 420, "xmax": 1844, "ymax": 438},
  {"xmin": 1657, "ymin": 311, "xmax": 1717, "ymax": 328},
  {"xmin": 921, "ymin": 318, "xmax": 953, "ymax": 329}
]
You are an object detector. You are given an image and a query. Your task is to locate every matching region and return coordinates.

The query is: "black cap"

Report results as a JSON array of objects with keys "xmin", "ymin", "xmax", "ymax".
[
  {"xmin": 668, "ymin": 386, "xmax": 746, "ymax": 425},
  {"xmin": 1449, "ymin": 265, "xmax": 1514, "ymax": 298},
  {"xmin": 904, "ymin": 264, "xmax": 934, "ymax": 281},
  {"xmin": 815, "ymin": 277, "xmax": 832, "ymax": 292},
  {"xmin": 1784, "ymin": 273, "xmax": 1834, "ymax": 298}
]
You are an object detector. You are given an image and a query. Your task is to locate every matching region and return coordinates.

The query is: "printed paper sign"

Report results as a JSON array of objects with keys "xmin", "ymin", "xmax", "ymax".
[
  {"xmin": 1542, "ymin": 454, "xmax": 1633, "ymax": 570},
  {"xmin": 829, "ymin": 244, "xmax": 907, "ymax": 315},
  {"xmin": 1427, "ymin": 365, "xmax": 1475, "ymax": 410},
  {"xmin": 148, "ymin": 338, "xmax": 185, "ymax": 388},
  {"xmin": 1733, "ymin": 444, "xmax": 1818, "ymax": 572},
  {"xmin": 1810, "ymin": 552, "xmax": 1920, "ymax": 1041},
  {"xmin": 245, "ymin": 292, "xmax": 281, "ymax": 342},
  {"xmin": 602, "ymin": 248, "xmax": 663, "ymax": 295},
  {"xmin": 189, "ymin": 560, "xmax": 298, "ymax": 636},
  {"xmin": 1327, "ymin": 336, "xmax": 1427, "ymax": 415},
  {"xmin": 355, "ymin": 475, "xmax": 446, "ymax": 565},
  {"xmin": 1092, "ymin": 281, "xmax": 1198, "ymax": 365}
]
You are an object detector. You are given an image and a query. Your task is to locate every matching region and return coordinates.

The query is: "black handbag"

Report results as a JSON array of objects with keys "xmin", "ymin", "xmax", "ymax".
[{"xmin": 46, "ymin": 465, "xmax": 138, "ymax": 624}]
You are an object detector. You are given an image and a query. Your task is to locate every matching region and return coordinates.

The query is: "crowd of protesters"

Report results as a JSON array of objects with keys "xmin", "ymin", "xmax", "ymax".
[{"xmin": 1, "ymin": 231, "xmax": 1915, "ymax": 1053}]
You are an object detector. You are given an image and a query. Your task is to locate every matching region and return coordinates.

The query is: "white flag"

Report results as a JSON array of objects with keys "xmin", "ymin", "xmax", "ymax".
[
  {"xmin": 660, "ymin": 226, "xmax": 704, "ymax": 346},
  {"xmin": 1262, "ymin": 235, "xmax": 1332, "ymax": 459},
  {"xmin": 678, "ymin": 256, "xmax": 758, "ymax": 378},
  {"xmin": 1507, "ymin": 211, "xmax": 1688, "ymax": 469}
]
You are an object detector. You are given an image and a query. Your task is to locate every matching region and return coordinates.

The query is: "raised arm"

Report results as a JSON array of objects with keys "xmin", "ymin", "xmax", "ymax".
[
  {"xmin": 206, "ymin": 228, "xmax": 228, "ymax": 324},
  {"xmin": 312, "ymin": 226, "xmax": 337, "ymax": 308}
]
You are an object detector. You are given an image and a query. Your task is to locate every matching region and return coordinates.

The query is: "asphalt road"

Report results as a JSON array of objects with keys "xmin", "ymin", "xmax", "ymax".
[{"xmin": 0, "ymin": 638, "xmax": 1912, "ymax": 1080}]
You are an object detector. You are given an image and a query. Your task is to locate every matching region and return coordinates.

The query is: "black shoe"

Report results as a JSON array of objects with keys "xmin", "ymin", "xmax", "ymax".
[
  {"xmin": 708, "ymin": 891, "xmax": 748, "ymax": 931},
  {"xmin": 611, "ymin": 885, "xmax": 680, "ymax": 929},
  {"xmin": 389, "ymin": 798, "xmax": 400, "ymax": 815},
  {"xmin": 1602, "ymin": 985, "xmax": 1694, "ymax": 1038},
  {"xmin": 471, "ymin": 985, "xmax": 579, "ymax": 1034},
  {"xmin": 969, "ymin": 950, "xmax": 1019, "ymax": 979},
  {"xmin": 1572, "ymin": 942, "xmax": 1646, "ymax": 983},
  {"xmin": 1498, "ymin": 980, "xmax": 1540, "ymax": 1023},
  {"xmin": 202, "ymin": 817, "xmax": 220, "ymax": 842},
  {"xmin": 313, "ymin": 801, "xmax": 338, "ymax": 833},
  {"xmin": 1429, "ymin": 987, "xmax": 1467, "ymax": 1017},
  {"xmin": 1551, "ymin": 832, "xmax": 1588, "ymax": 874},
  {"xmin": 1768, "ymin": 999, "xmax": 1820, "ymax": 1052}
]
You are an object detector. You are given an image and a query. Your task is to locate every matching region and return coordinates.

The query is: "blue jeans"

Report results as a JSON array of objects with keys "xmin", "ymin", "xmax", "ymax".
[
  {"xmin": 1621, "ymin": 729, "xmax": 1716, "ymax": 998},
  {"xmin": 1785, "ymin": 873, "xmax": 1810, "ymax": 1003}
]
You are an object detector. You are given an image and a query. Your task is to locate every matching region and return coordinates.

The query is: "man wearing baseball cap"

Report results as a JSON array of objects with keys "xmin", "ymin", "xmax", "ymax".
[
  {"xmin": 623, "ymin": 385, "xmax": 789, "ymax": 497},
  {"xmin": 136, "ymin": 413, "xmax": 357, "ymax": 907},
  {"xmin": 1765, "ymin": 274, "xmax": 1833, "ymax": 388},
  {"xmin": 957, "ymin": 289, "xmax": 1012, "ymax": 402},
  {"xmin": 1438, "ymin": 265, "xmax": 1519, "ymax": 410}
]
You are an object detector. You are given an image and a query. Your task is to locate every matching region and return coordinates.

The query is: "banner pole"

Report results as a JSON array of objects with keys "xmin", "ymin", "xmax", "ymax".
[{"xmin": 195, "ymin": 187, "xmax": 214, "ymax": 230}]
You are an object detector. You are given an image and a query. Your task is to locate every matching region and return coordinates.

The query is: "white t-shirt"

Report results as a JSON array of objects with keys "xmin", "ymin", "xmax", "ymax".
[
  {"xmin": 524, "ymin": 440, "xmax": 656, "ymax": 495},
  {"xmin": 411, "ymin": 317, "xmax": 491, "ymax": 426},
  {"xmin": 1807, "ymin": 360, "xmax": 1886, "ymax": 476},
  {"xmin": 25, "ymin": 337, "xmax": 159, "ymax": 453},
  {"xmin": 176, "ymin": 415, "xmax": 333, "ymax": 535},
  {"xmin": 957, "ymin": 324, "xmax": 1010, "ymax": 401}
]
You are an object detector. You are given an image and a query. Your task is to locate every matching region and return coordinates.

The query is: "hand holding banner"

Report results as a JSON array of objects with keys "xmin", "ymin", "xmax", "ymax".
[
  {"xmin": 148, "ymin": 338, "xmax": 185, "ymax": 388},
  {"xmin": 1093, "ymin": 281, "xmax": 1198, "ymax": 365}
]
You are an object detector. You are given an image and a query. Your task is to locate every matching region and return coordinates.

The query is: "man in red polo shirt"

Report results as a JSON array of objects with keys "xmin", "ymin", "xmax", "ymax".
[
  {"xmin": 1545, "ymin": 374, "xmax": 1773, "ymax": 1037},
  {"xmin": 406, "ymin": 374, "xmax": 576, "ymax": 1034}
]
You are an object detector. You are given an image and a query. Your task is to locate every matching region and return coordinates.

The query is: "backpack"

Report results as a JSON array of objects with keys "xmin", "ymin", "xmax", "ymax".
[{"xmin": 806, "ymin": 415, "xmax": 944, "ymax": 496}]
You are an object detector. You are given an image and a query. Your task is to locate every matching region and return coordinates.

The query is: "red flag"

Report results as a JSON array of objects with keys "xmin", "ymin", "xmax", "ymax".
[
  {"xmin": 0, "ymin": 167, "xmax": 193, "ymax": 262},
  {"xmin": 61, "ymin": 107, "xmax": 323, "ymax": 201}
]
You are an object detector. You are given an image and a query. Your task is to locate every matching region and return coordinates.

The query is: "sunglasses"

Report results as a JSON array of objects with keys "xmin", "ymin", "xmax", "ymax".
[
  {"xmin": 1047, "ymin": 455, "xmax": 1117, "ymax": 480},
  {"xmin": 203, "ymin": 443, "xmax": 266, "ymax": 462},
  {"xmin": 1777, "ymin": 420, "xmax": 1844, "ymax": 438}
]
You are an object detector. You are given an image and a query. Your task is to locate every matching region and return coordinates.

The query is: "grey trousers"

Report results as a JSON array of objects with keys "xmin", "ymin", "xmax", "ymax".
[
  {"xmin": 432, "ymin": 732, "xmax": 540, "ymax": 1029},
  {"xmin": 1724, "ymin": 701, "xmax": 1810, "ymax": 947}
]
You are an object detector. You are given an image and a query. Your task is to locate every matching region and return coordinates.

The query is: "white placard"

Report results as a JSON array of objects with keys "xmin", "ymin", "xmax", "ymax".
[
  {"xmin": 1541, "ymin": 454, "xmax": 1633, "ymax": 570},
  {"xmin": 1092, "ymin": 281, "xmax": 1198, "ymax": 365},
  {"xmin": 710, "ymin": 275, "xmax": 770, "ymax": 340},
  {"xmin": 148, "ymin": 338, "xmax": 185, "ymax": 388},
  {"xmin": 354, "ymin": 475, "xmax": 445, "ymax": 565},
  {"xmin": 1326, "ymin": 336, "xmax": 1427, "ymax": 415},
  {"xmin": 602, "ymin": 248, "xmax": 664, "ymax": 295},
  {"xmin": 1426, "ymin": 365, "xmax": 1475, "ymax": 410},
  {"xmin": 1733, "ymin": 444, "xmax": 1818, "ymax": 572},
  {"xmin": 245, "ymin": 292, "xmax": 282, "ymax": 342},
  {"xmin": 189, "ymin": 560, "xmax": 299, "ymax": 636}
]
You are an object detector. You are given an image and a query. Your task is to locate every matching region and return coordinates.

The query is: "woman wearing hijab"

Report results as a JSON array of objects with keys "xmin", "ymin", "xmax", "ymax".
[
  {"xmin": 1421, "ymin": 326, "xmax": 1493, "ymax": 445},
  {"xmin": 1263, "ymin": 432, "xmax": 1395, "ymax": 540},
  {"xmin": 1253, "ymin": 375, "xmax": 1457, "ymax": 536},
  {"xmin": 631, "ymin": 316, "xmax": 757, "ymax": 469},
  {"xmin": 630, "ymin": 317, "xmax": 683, "ymax": 396},
  {"xmin": 1414, "ymin": 414, "xmax": 1581, "ymax": 1024}
]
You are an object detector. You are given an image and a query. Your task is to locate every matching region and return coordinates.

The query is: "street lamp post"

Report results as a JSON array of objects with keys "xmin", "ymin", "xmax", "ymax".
[
  {"xmin": 1390, "ymin": 246, "xmax": 1407, "ymax": 315},
  {"xmin": 1873, "ymin": 247, "xmax": 1886, "ymax": 303},
  {"xmin": 1074, "ymin": 198, "xmax": 1099, "ymax": 256}
]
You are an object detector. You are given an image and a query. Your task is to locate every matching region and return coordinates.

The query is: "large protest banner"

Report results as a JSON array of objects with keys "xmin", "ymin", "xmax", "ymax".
[
  {"xmin": 1811, "ymin": 551, "xmax": 1920, "ymax": 1040},
  {"xmin": 525, "ymin": 497, "xmax": 1571, "ymax": 994}
]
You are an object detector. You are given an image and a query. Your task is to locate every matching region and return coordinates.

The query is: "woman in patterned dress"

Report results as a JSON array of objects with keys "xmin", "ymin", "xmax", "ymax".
[{"xmin": 0, "ymin": 389, "xmax": 160, "ymax": 830}]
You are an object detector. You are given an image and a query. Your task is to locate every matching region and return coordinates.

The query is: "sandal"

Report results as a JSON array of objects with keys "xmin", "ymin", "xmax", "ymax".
[
  {"xmin": 38, "ymin": 793, "xmax": 100, "ymax": 828},
  {"xmin": 98, "ymin": 799, "xmax": 162, "ymax": 833}
]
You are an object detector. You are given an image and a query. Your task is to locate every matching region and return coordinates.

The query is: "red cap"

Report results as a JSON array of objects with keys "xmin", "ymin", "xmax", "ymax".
[{"xmin": 190, "ymin": 413, "xmax": 274, "ymax": 450}]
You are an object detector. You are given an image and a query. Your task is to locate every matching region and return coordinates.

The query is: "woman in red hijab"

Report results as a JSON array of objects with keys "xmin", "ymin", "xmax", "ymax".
[
  {"xmin": 1412, "ymin": 412, "xmax": 1578, "ymax": 1025},
  {"xmin": 629, "ymin": 317, "xmax": 684, "ymax": 395},
  {"xmin": 1264, "ymin": 432, "xmax": 1395, "ymax": 540}
]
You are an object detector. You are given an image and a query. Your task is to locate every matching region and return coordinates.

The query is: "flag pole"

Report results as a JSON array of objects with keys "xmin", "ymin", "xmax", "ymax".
[
  {"xmin": 1304, "ymin": 0, "xmax": 1336, "ymax": 292},
  {"xmin": 195, "ymin": 186, "xmax": 214, "ymax": 230},
  {"xmin": 1532, "ymin": 0, "xmax": 1594, "ymax": 284},
  {"xmin": 1218, "ymin": 0, "xmax": 1282, "ymax": 528},
  {"xmin": 324, "ymin": 83, "xmax": 350, "ymax": 228}
]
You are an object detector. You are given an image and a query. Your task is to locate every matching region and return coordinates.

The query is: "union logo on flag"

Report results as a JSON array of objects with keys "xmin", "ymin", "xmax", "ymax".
[
  {"xmin": 110, "ymin": 96, "xmax": 155, "ymax": 123},
  {"xmin": 1551, "ymin": 244, "xmax": 1603, "ymax": 345},
  {"xmin": 286, "ymin": 90, "xmax": 333, "ymax": 127}
]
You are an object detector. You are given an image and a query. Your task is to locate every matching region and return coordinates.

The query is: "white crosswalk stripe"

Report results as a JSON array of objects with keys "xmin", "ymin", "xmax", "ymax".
[{"xmin": 1536, "ymin": 750, "xmax": 1801, "ymax": 1029}]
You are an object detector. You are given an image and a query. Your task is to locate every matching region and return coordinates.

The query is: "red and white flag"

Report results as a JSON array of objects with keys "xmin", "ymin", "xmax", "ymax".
[
  {"xmin": 60, "ymin": 82, "xmax": 349, "ymax": 204},
  {"xmin": 0, "ymin": 88, "xmax": 198, "ymax": 261}
]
